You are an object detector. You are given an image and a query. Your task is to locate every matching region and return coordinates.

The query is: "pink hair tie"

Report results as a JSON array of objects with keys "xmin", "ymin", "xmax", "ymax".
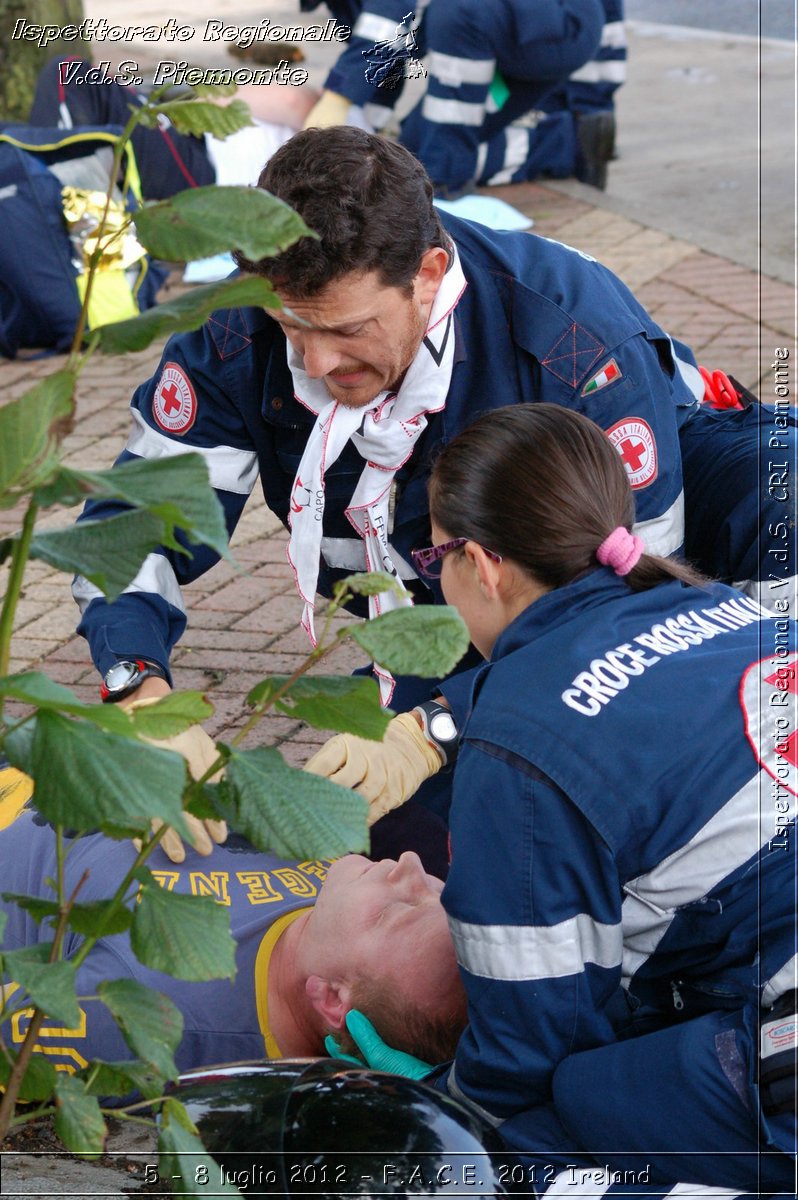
[{"xmin": 596, "ymin": 527, "xmax": 645, "ymax": 576}]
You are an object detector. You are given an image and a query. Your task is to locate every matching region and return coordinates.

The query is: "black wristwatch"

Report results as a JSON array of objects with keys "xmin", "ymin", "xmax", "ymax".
[
  {"xmin": 100, "ymin": 659, "xmax": 167, "ymax": 704},
  {"xmin": 413, "ymin": 700, "xmax": 460, "ymax": 767}
]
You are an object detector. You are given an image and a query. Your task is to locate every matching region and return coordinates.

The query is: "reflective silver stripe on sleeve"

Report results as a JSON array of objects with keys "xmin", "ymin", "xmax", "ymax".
[
  {"xmin": 72, "ymin": 573, "xmax": 104, "ymax": 615},
  {"xmin": 320, "ymin": 536, "xmax": 418, "ymax": 580},
  {"xmin": 446, "ymin": 1067, "xmax": 502, "ymax": 1128},
  {"xmin": 733, "ymin": 575, "xmax": 798, "ymax": 616},
  {"xmin": 422, "ymin": 95, "xmax": 486, "ymax": 126},
  {"xmin": 361, "ymin": 102, "xmax": 393, "ymax": 129},
  {"xmin": 427, "ymin": 51, "xmax": 496, "ymax": 87},
  {"xmin": 763, "ymin": 956, "xmax": 798, "ymax": 1007},
  {"xmin": 353, "ymin": 12, "xmax": 409, "ymax": 41},
  {"xmin": 475, "ymin": 140, "xmax": 489, "ymax": 180},
  {"xmin": 667, "ymin": 1187, "xmax": 749, "ymax": 1199},
  {"xmin": 599, "ymin": 20, "xmax": 627, "ymax": 48},
  {"xmin": 449, "ymin": 912, "xmax": 622, "ymax": 981},
  {"xmin": 126, "ymin": 409, "xmax": 259, "ymax": 495},
  {"xmin": 622, "ymin": 769, "xmax": 787, "ymax": 982},
  {"xmin": 569, "ymin": 59, "xmax": 627, "ymax": 84},
  {"xmin": 485, "ymin": 126, "xmax": 530, "ymax": 186},
  {"xmin": 72, "ymin": 552, "xmax": 186, "ymax": 616},
  {"xmin": 632, "ymin": 490, "xmax": 684, "ymax": 558},
  {"xmin": 670, "ymin": 336, "xmax": 705, "ymax": 402}
]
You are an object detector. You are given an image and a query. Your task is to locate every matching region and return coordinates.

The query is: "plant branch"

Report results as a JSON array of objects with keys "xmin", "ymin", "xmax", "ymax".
[
  {"xmin": 0, "ymin": 501, "xmax": 39, "ymax": 688},
  {"xmin": 0, "ymin": 858, "xmax": 87, "ymax": 1140},
  {"xmin": 69, "ymin": 104, "xmax": 143, "ymax": 358},
  {"xmin": 68, "ymin": 831, "xmax": 164, "ymax": 973},
  {"xmin": 226, "ymin": 588, "xmax": 355, "ymax": 751}
]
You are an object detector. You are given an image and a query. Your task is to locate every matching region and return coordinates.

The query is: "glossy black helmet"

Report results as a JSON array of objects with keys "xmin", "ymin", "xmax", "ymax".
[{"xmin": 173, "ymin": 1058, "xmax": 516, "ymax": 1196}]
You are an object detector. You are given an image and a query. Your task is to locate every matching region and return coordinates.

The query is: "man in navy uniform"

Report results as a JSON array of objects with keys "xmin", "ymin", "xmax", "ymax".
[
  {"xmin": 303, "ymin": 0, "xmax": 624, "ymax": 191},
  {"xmin": 72, "ymin": 126, "xmax": 794, "ymax": 839}
]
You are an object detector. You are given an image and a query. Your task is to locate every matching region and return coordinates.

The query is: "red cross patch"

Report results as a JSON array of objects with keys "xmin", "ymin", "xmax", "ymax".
[
  {"xmin": 152, "ymin": 362, "xmax": 197, "ymax": 435},
  {"xmin": 740, "ymin": 654, "xmax": 798, "ymax": 799},
  {"xmin": 606, "ymin": 417, "xmax": 658, "ymax": 489}
]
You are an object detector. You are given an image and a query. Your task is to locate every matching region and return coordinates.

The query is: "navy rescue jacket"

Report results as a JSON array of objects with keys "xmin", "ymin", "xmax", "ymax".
[
  {"xmin": 75, "ymin": 213, "xmax": 701, "ymax": 678},
  {"xmin": 438, "ymin": 570, "xmax": 796, "ymax": 1152}
]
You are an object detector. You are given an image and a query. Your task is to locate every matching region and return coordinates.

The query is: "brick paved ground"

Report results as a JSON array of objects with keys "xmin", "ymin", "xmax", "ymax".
[{"xmin": 1, "ymin": 182, "xmax": 794, "ymax": 763}]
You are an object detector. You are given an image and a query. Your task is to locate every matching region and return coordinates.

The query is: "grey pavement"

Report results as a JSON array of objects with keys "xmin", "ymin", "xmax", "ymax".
[
  {"xmin": 549, "ymin": 19, "xmax": 795, "ymax": 282},
  {"xmin": 626, "ymin": 0, "xmax": 795, "ymax": 43}
]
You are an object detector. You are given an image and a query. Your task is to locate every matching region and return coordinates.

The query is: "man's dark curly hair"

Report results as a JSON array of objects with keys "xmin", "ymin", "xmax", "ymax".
[{"xmin": 234, "ymin": 126, "xmax": 449, "ymax": 297}]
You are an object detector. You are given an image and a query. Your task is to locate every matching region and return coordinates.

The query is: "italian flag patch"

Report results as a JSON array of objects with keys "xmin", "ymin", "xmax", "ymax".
[{"xmin": 582, "ymin": 358, "xmax": 622, "ymax": 395}]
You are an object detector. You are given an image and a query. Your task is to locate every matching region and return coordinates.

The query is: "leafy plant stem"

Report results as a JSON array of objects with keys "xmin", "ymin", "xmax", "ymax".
[
  {"xmin": 68, "ymin": 830, "xmax": 166, "ymax": 973},
  {"xmin": 0, "ymin": 500, "xmax": 38, "ymax": 689},
  {"xmin": 228, "ymin": 589, "xmax": 354, "ymax": 750},
  {"xmin": 0, "ymin": 864, "xmax": 87, "ymax": 1139},
  {"xmin": 68, "ymin": 105, "xmax": 142, "ymax": 357}
]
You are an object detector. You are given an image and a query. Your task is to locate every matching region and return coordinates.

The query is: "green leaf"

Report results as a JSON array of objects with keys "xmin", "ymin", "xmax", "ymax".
[
  {"xmin": 34, "ymin": 455, "xmax": 231, "ymax": 564},
  {"xmin": 6, "ymin": 711, "xmax": 189, "ymax": 837},
  {"xmin": 130, "ymin": 883, "xmax": 236, "ymax": 982},
  {"xmin": 0, "ymin": 370, "xmax": 75, "ymax": 505},
  {"xmin": 184, "ymin": 779, "xmax": 228, "ymax": 822},
  {"xmin": 0, "ymin": 911, "xmax": 6, "ymax": 943},
  {"xmin": 54, "ymin": 1073, "xmax": 107, "ymax": 1158},
  {"xmin": 224, "ymin": 746, "xmax": 369, "ymax": 859},
  {"xmin": 0, "ymin": 670, "xmax": 93, "ymax": 711},
  {"xmin": 81, "ymin": 1059, "xmax": 164, "ymax": 1101},
  {"xmin": 98, "ymin": 979, "xmax": 182, "ymax": 1079},
  {"xmin": 158, "ymin": 1098, "xmax": 242, "ymax": 1197},
  {"xmin": 2, "ymin": 946, "xmax": 80, "ymax": 1027},
  {"xmin": 348, "ymin": 604, "xmax": 470, "ymax": 678},
  {"xmin": 32, "ymin": 464, "xmax": 95, "ymax": 510},
  {"xmin": 95, "ymin": 275, "xmax": 283, "ymax": 354},
  {"xmin": 1, "ymin": 893, "xmax": 59, "ymax": 926},
  {"xmin": 333, "ymin": 570, "xmax": 408, "ymax": 601},
  {"xmin": 134, "ymin": 185, "xmax": 314, "ymax": 264},
  {"xmin": 29, "ymin": 509, "xmax": 164, "ymax": 601},
  {"xmin": 183, "ymin": 81, "xmax": 239, "ymax": 99},
  {"xmin": 83, "ymin": 454, "xmax": 229, "ymax": 559},
  {"xmin": 247, "ymin": 674, "xmax": 391, "ymax": 740},
  {"xmin": 67, "ymin": 901, "xmax": 134, "ymax": 939},
  {"xmin": 0, "ymin": 672, "xmax": 131, "ymax": 734},
  {"xmin": 0, "ymin": 673, "xmax": 211, "ymax": 742},
  {"xmin": 138, "ymin": 97, "xmax": 252, "ymax": 140},
  {"xmin": 126, "ymin": 691, "xmax": 215, "ymax": 739},
  {"xmin": 0, "ymin": 1050, "xmax": 58, "ymax": 1102}
]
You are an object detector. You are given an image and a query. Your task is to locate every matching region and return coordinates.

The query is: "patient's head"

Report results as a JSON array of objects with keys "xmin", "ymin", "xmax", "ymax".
[{"xmin": 303, "ymin": 852, "xmax": 466, "ymax": 1063}]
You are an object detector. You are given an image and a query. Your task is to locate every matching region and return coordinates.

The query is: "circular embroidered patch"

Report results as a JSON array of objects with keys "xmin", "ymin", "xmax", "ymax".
[
  {"xmin": 152, "ymin": 362, "xmax": 197, "ymax": 434},
  {"xmin": 606, "ymin": 417, "xmax": 658, "ymax": 489},
  {"xmin": 740, "ymin": 652, "xmax": 797, "ymax": 800}
]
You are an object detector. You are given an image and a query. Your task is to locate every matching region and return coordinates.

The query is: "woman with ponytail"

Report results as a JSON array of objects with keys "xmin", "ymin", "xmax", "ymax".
[{"xmin": 333, "ymin": 404, "xmax": 797, "ymax": 1193}]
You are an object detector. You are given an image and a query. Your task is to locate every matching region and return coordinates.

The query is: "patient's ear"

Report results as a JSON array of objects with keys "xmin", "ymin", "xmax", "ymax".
[{"xmin": 305, "ymin": 975, "xmax": 353, "ymax": 1030}]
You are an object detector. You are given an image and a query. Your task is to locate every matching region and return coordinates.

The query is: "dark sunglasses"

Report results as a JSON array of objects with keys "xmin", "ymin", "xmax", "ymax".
[{"xmin": 411, "ymin": 538, "xmax": 503, "ymax": 579}]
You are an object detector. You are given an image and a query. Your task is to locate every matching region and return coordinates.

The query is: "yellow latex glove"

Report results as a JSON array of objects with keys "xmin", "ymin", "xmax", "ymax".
[
  {"xmin": 303, "ymin": 713, "xmax": 443, "ymax": 824},
  {"xmin": 129, "ymin": 701, "xmax": 227, "ymax": 863},
  {"xmin": 302, "ymin": 88, "xmax": 352, "ymax": 129}
]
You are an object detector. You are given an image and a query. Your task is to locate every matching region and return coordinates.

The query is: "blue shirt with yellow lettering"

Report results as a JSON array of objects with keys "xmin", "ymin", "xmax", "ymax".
[{"xmin": 0, "ymin": 803, "xmax": 331, "ymax": 1075}]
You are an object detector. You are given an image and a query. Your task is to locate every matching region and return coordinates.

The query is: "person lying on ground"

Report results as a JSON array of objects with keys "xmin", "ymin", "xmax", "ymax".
[{"xmin": 0, "ymin": 771, "xmax": 465, "ymax": 1078}]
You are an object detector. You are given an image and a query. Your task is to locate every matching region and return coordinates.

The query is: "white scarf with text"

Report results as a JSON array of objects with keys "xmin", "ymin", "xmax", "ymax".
[{"xmin": 286, "ymin": 249, "xmax": 466, "ymax": 702}]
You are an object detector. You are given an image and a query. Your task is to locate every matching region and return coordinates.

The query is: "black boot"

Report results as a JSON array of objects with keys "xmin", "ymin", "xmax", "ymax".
[{"xmin": 575, "ymin": 110, "xmax": 616, "ymax": 190}]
